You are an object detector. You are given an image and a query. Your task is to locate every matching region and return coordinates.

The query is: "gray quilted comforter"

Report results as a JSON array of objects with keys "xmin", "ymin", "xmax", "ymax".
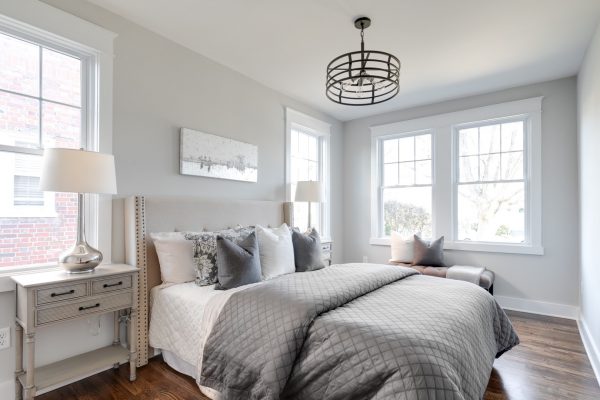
[{"xmin": 199, "ymin": 263, "xmax": 519, "ymax": 400}]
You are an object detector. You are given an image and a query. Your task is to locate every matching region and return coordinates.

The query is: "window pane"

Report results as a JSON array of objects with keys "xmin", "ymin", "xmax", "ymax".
[
  {"xmin": 290, "ymin": 157, "xmax": 298, "ymax": 182},
  {"xmin": 383, "ymin": 186, "xmax": 432, "ymax": 238},
  {"xmin": 398, "ymin": 136, "xmax": 414, "ymax": 162},
  {"xmin": 383, "ymin": 163, "xmax": 398, "ymax": 186},
  {"xmin": 298, "ymin": 132, "xmax": 308, "ymax": 158},
  {"xmin": 457, "ymin": 182, "xmax": 525, "ymax": 243},
  {"xmin": 415, "ymin": 134, "xmax": 431, "ymax": 160},
  {"xmin": 479, "ymin": 124, "xmax": 500, "ymax": 154},
  {"xmin": 297, "ymin": 158, "xmax": 309, "ymax": 181},
  {"xmin": 459, "ymin": 127, "xmax": 478, "ymax": 156},
  {"xmin": 415, "ymin": 160, "xmax": 431, "ymax": 185},
  {"xmin": 14, "ymin": 176, "xmax": 43, "ymax": 206},
  {"xmin": 41, "ymin": 102, "xmax": 81, "ymax": 148},
  {"xmin": 308, "ymin": 160, "xmax": 318, "ymax": 181},
  {"xmin": 0, "ymin": 91, "xmax": 39, "ymax": 148},
  {"xmin": 459, "ymin": 156, "xmax": 478, "ymax": 182},
  {"xmin": 501, "ymin": 151, "xmax": 523, "ymax": 180},
  {"xmin": 501, "ymin": 121, "xmax": 524, "ymax": 152},
  {"xmin": 0, "ymin": 33, "xmax": 39, "ymax": 97},
  {"xmin": 308, "ymin": 136, "xmax": 318, "ymax": 161},
  {"xmin": 0, "ymin": 152, "xmax": 78, "ymax": 268},
  {"xmin": 291, "ymin": 130, "xmax": 298, "ymax": 156},
  {"xmin": 383, "ymin": 138, "xmax": 398, "ymax": 163},
  {"xmin": 398, "ymin": 162, "xmax": 414, "ymax": 185},
  {"xmin": 480, "ymin": 153, "xmax": 501, "ymax": 181},
  {"xmin": 42, "ymin": 48, "xmax": 81, "ymax": 106}
]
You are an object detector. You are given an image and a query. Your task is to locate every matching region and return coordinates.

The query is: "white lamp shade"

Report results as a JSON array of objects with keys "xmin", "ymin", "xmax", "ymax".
[
  {"xmin": 40, "ymin": 148, "xmax": 117, "ymax": 194},
  {"xmin": 295, "ymin": 180, "xmax": 324, "ymax": 202}
]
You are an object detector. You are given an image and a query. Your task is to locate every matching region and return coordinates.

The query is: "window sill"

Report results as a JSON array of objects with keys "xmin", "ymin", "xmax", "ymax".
[
  {"xmin": 0, "ymin": 264, "xmax": 60, "ymax": 293},
  {"xmin": 369, "ymin": 237, "xmax": 544, "ymax": 255}
]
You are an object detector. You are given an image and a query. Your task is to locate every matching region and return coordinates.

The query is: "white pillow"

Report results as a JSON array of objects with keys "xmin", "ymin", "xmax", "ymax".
[
  {"xmin": 153, "ymin": 239, "xmax": 196, "ymax": 284},
  {"xmin": 390, "ymin": 232, "xmax": 414, "ymax": 264},
  {"xmin": 150, "ymin": 231, "xmax": 185, "ymax": 241},
  {"xmin": 256, "ymin": 223, "xmax": 295, "ymax": 279}
]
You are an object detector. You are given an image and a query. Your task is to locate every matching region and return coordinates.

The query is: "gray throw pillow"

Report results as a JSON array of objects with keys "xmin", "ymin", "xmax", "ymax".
[
  {"xmin": 412, "ymin": 235, "xmax": 446, "ymax": 267},
  {"xmin": 292, "ymin": 228, "xmax": 325, "ymax": 272},
  {"xmin": 215, "ymin": 232, "xmax": 262, "ymax": 290}
]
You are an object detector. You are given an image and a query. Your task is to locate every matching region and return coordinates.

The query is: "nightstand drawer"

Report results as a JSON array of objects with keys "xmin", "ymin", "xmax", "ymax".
[
  {"xmin": 321, "ymin": 242, "xmax": 332, "ymax": 252},
  {"xmin": 36, "ymin": 292, "xmax": 132, "ymax": 326},
  {"xmin": 92, "ymin": 275, "xmax": 132, "ymax": 295},
  {"xmin": 36, "ymin": 283, "xmax": 88, "ymax": 306}
]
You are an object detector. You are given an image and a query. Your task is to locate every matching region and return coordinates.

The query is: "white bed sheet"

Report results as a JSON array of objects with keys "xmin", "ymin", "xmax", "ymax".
[{"xmin": 149, "ymin": 281, "xmax": 261, "ymax": 399}]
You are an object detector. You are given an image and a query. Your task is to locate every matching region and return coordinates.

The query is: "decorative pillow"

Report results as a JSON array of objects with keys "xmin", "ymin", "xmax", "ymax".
[
  {"xmin": 412, "ymin": 235, "xmax": 446, "ymax": 267},
  {"xmin": 185, "ymin": 226, "xmax": 255, "ymax": 286},
  {"xmin": 390, "ymin": 231, "xmax": 414, "ymax": 264},
  {"xmin": 215, "ymin": 233, "xmax": 262, "ymax": 290},
  {"xmin": 291, "ymin": 228, "xmax": 325, "ymax": 272},
  {"xmin": 150, "ymin": 231, "xmax": 186, "ymax": 241},
  {"xmin": 152, "ymin": 239, "xmax": 196, "ymax": 284},
  {"xmin": 256, "ymin": 223, "xmax": 295, "ymax": 279}
]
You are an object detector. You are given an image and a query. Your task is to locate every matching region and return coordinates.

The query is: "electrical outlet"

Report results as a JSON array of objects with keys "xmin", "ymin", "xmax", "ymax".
[
  {"xmin": 0, "ymin": 327, "xmax": 10, "ymax": 350},
  {"xmin": 362, "ymin": 256, "xmax": 369, "ymax": 263}
]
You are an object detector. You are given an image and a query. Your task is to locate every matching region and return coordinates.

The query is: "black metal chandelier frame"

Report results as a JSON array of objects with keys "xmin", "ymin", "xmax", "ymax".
[{"xmin": 326, "ymin": 17, "xmax": 401, "ymax": 106}]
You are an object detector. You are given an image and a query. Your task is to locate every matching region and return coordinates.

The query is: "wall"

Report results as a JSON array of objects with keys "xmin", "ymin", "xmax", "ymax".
[
  {"xmin": 343, "ymin": 77, "xmax": 580, "ymax": 313},
  {"xmin": 0, "ymin": 0, "xmax": 343, "ymax": 394},
  {"xmin": 578, "ymin": 21, "xmax": 600, "ymax": 379}
]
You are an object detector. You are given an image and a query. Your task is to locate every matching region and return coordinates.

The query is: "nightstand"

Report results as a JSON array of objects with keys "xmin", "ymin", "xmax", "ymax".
[
  {"xmin": 12, "ymin": 264, "xmax": 139, "ymax": 400},
  {"xmin": 321, "ymin": 240, "xmax": 332, "ymax": 266}
]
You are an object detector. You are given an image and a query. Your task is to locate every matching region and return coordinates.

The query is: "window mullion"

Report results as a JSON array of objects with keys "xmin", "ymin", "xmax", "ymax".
[{"xmin": 38, "ymin": 45, "xmax": 43, "ymax": 149}]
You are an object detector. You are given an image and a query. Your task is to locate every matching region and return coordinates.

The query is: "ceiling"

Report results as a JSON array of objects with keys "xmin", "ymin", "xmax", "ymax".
[{"xmin": 86, "ymin": 0, "xmax": 600, "ymax": 121}]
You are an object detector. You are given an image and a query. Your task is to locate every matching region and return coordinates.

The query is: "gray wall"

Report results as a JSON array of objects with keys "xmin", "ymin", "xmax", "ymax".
[
  {"xmin": 578, "ymin": 22, "xmax": 600, "ymax": 372},
  {"xmin": 343, "ymin": 77, "xmax": 580, "ymax": 308},
  {"xmin": 0, "ymin": 0, "xmax": 344, "ymax": 393}
]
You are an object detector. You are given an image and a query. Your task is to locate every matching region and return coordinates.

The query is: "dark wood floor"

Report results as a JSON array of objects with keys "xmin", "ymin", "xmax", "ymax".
[{"xmin": 38, "ymin": 311, "xmax": 599, "ymax": 400}]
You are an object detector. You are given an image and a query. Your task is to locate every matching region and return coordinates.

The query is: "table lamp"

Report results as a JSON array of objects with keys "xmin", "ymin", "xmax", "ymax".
[
  {"xmin": 294, "ymin": 180, "xmax": 324, "ymax": 231},
  {"xmin": 40, "ymin": 148, "xmax": 117, "ymax": 273}
]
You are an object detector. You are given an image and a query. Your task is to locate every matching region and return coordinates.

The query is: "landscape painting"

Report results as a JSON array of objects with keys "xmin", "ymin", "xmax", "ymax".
[{"xmin": 180, "ymin": 128, "xmax": 258, "ymax": 182}]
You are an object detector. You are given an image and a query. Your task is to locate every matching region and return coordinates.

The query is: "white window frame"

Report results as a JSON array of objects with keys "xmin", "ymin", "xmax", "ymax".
[
  {"xmin": 370, "ymin": 97, "xmax": 543, "ymax": 255},
  {"xmin": 285, "ymin": 108, "xmax": 331, "ymax": 240},
  {"xmin": 373, "ymin": 129, "xmax": 435, "ymax": 239},
  {"xmin": 0, "ymin": 0, "xmax": 115, "ymax": 277}
]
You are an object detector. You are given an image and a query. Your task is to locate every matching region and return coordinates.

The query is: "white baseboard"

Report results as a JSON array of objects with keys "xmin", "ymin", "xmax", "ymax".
[
  {"xmin": 495, "ymin": 295, "xmax": 579, "ymax": 320},
  {"xmin": 578, "ymin": 317, "xmax": 600, "ymax": 386},
  {"xmin": 0, "ymin": 379, "xmax": 14, "ymax": 399}
]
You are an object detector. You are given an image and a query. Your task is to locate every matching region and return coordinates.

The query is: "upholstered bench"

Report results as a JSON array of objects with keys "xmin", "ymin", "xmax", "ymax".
[{"xmin": 388, "ymin": 261, "xmax": 495, "ymax": 294}]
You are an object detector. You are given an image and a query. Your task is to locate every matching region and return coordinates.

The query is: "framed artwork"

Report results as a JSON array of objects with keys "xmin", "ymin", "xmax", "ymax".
[{"xmin": 180, "ymin": 127, "xmax": 258, "ymax": 182}]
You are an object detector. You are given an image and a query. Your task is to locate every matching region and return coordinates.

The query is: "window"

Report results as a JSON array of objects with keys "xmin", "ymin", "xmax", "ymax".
[
  {"xmin": 379, "ymin": 132, "xmax": 433, "ymax": 238},
  {"xmin": 286, "ymin": 108, "xmax": 331, "ymax": 238},
  {"xmin": 0, "ymin": 2, "xmax": 116, "ymax": 270},
  {"xmin": 371, "ymin": 97, "xmax": 543, "ymax": 255},
  {"xmin": 455, "ymin": 119, "xmax": 526, "ymax": 243}
]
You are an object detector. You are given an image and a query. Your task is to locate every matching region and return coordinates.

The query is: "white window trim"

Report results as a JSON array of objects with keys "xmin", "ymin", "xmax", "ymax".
[
  {"xmin": 0, "ymin": 0, "xmax": 116, "ymax": 279},
  {"xmin": 285, "ymin": 107, "xmax": 331, "ymax": 240},
  {"xmin": 370, "ymin": 97, "xmax": 543, "ymax": 255}
]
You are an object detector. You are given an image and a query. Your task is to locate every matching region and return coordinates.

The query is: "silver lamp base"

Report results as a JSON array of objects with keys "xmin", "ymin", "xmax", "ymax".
[{"xmin": 59, "ymin": 241, "xmax": 103, "ymax": 274}]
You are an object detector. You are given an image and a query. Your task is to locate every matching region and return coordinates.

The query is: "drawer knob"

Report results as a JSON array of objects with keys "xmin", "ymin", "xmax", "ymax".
[
  {"xmin": 103, "ymin": 281, "xmax": 123, "ymax": 288},
  {"xmin": 79, "ymin": 303, "xmax": 100, "ymax": 311},
  {"xmin": 51, "ymin": 289, "xmax": 75, "ymax": 297}
]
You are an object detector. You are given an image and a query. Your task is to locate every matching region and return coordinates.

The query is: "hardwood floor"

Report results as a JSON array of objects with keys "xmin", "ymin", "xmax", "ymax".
[{"xmin": 37, "ymin": 311, "xmax": 599, "ymax": 400}]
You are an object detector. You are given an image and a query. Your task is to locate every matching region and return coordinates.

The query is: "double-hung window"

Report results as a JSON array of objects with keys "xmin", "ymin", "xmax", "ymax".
[
  {"xmin": 371, "ymin": 97, "xmax": 542, "ymax": 254},
  {"xmin": 378, "ymin": 132, "xmax": 433, "ymax": 238},
  {"xmin": 455, "ymin": 118, "xmax": 526, "ymax": 243},
  {"xmin": 0, "ymin": 10, "xmax": 114, "ymax": 270},
  {"xmin": 286, "ymin": 108, "xmax": 331, "ymax": 238}
]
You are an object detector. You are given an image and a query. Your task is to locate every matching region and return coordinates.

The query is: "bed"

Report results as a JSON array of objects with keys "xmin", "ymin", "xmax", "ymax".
[{"xmin": 117, "ymin": 196, "xmax": 519, "ymax": 400}]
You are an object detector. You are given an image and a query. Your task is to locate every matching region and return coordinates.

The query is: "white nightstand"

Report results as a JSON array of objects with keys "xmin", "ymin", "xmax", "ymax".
[
  {"xmin": 321, "ymin": 240, "xmax": 333, "ymax": 266},
  {"xmin": 11, "ymin": 264, "xmax": 139, "ymax": 400}
]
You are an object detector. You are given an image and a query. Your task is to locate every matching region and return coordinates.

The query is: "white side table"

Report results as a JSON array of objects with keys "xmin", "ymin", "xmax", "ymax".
[{"xmin": 12, "ymin": 264, "xmax": 139, "ymax": 400}]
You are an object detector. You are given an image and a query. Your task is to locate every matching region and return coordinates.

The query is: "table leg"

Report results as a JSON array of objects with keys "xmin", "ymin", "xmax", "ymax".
[
  {"xmin": 14, "ymin": 324, "xmax": 23, "ymax": 400},
  {"xmin": 113, "ymin": 311, "xmax": 121, "ymax": 369},
  {"xmin": 128, "ymin": 308, "xmax": 137, "ymax": 381},
  {"xmin": 23, "ymin": 331, "xmax": 35, "ymax": 400}
]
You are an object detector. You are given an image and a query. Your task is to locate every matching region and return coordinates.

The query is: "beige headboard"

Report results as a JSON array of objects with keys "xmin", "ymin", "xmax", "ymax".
[{"xmin": 116, "ymin": 195, "xmax": 286, "ymax": 366}]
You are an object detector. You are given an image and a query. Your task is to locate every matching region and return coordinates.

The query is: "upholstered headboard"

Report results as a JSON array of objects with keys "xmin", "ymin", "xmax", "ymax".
[{"xmin": 116, "ymin": 195, "xmax": 286, "ymax": 366}]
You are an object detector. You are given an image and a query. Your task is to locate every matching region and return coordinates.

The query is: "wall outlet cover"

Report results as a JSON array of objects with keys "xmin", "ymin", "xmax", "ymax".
[{"xmin": 0, "ymin": 327, "xmax": 10, "ymax": 350}]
